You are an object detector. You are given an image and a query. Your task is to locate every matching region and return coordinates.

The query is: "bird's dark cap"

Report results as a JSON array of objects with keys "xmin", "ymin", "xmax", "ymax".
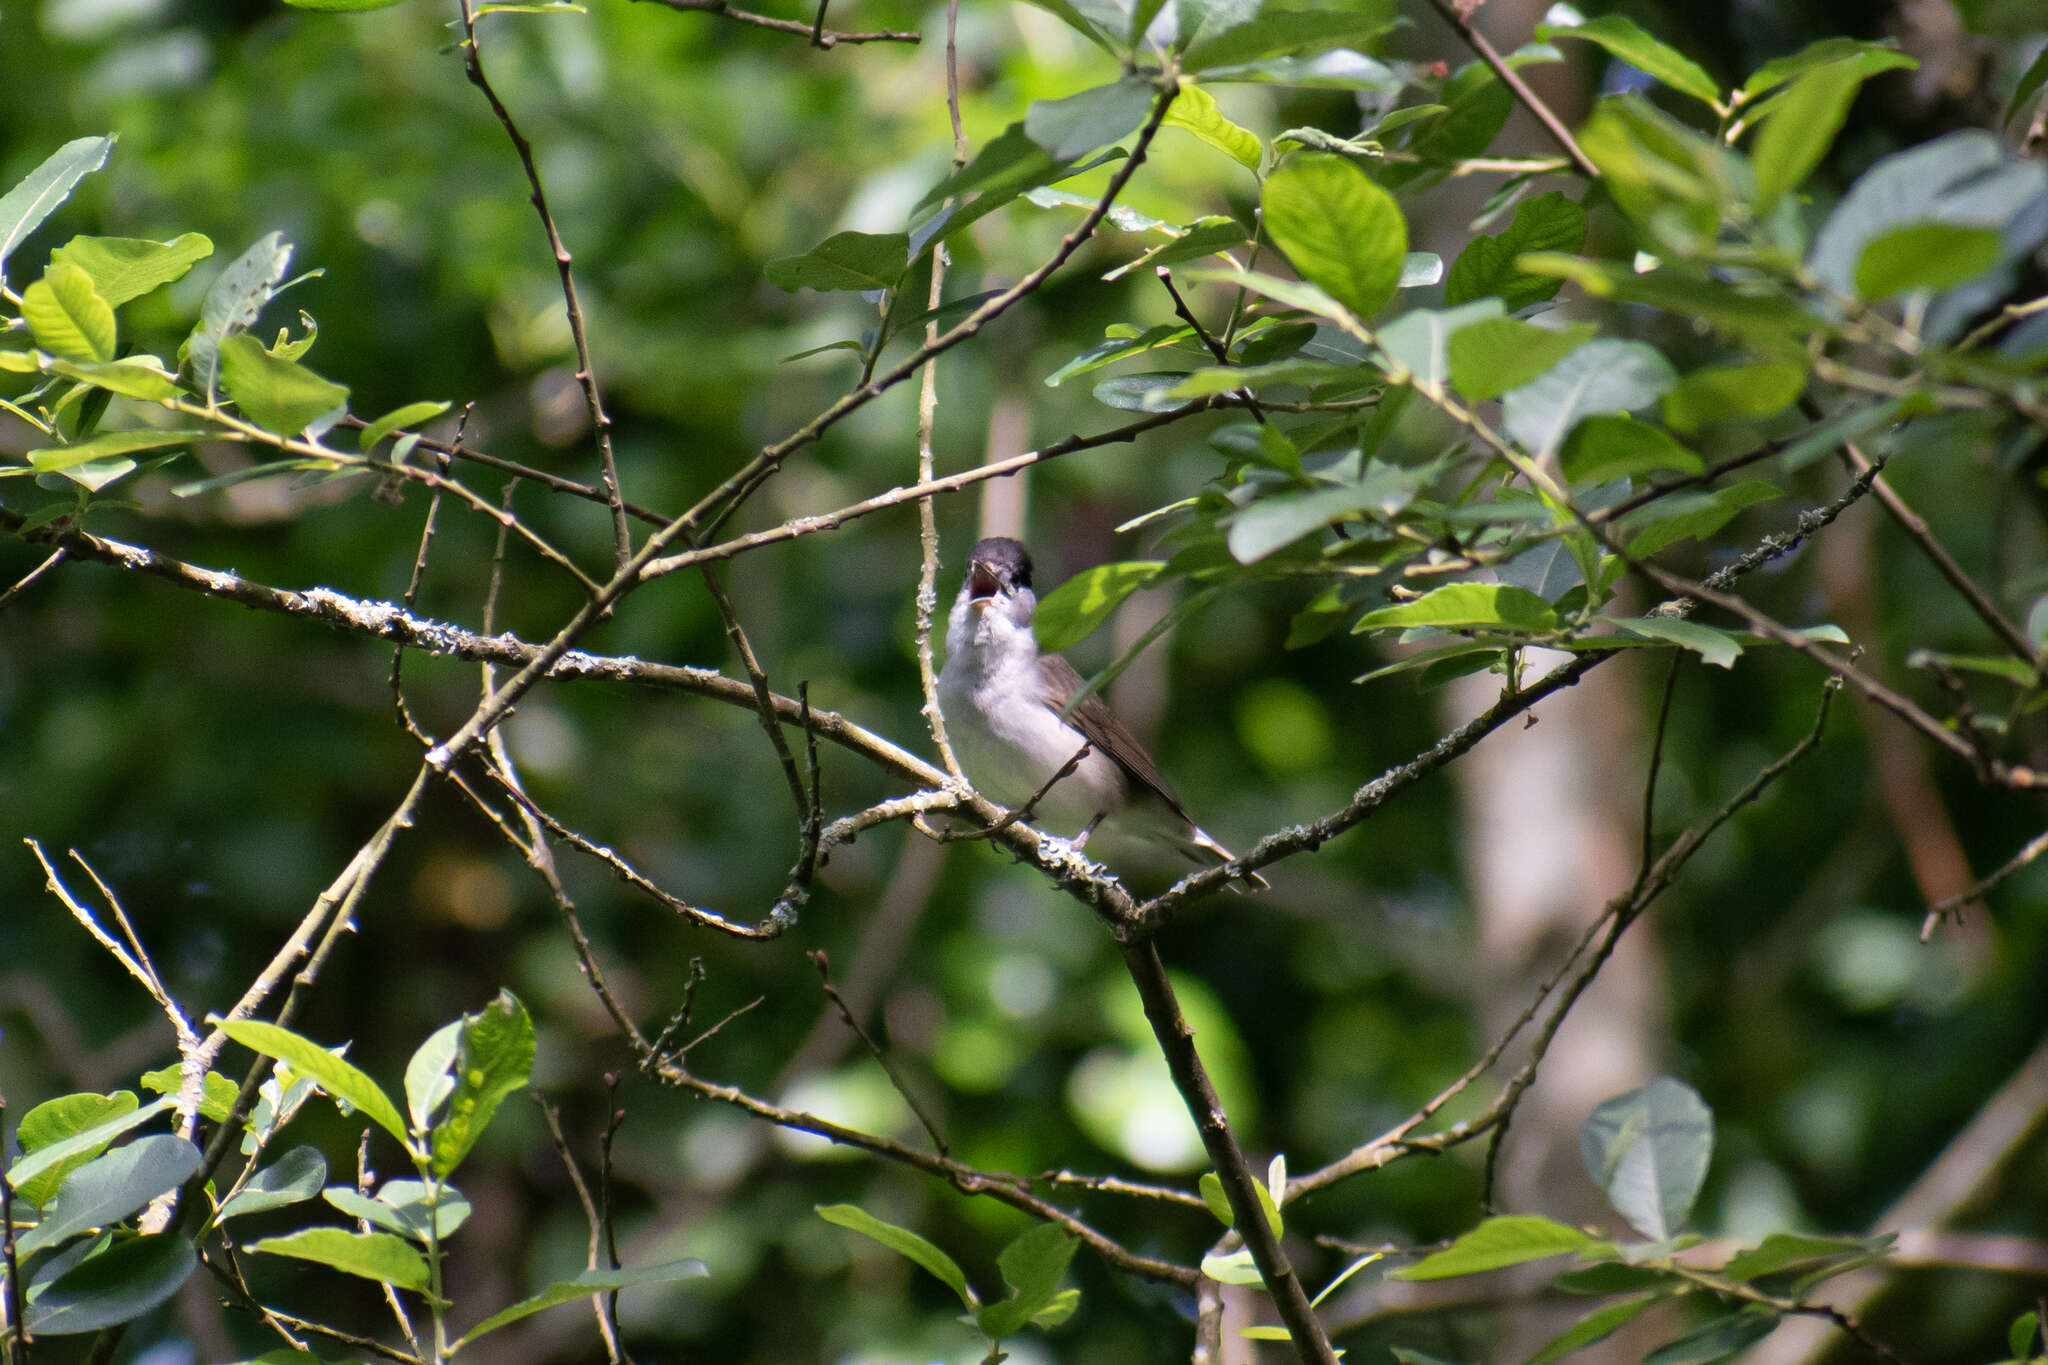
[{"xmin": 966, "ymin": 537, "xmax": 1032, "ymax": 599}]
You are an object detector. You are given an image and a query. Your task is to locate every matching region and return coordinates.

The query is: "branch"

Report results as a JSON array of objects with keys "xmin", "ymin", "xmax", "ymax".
[
  {"xmin": 627, "ymin": 0, "xmax": 919, "ymax": 44},
  {"xmin": 649, "ymin": 1056, "xmax": 1197, "ymax": 1287},
  {"xmin": 1921, "ymin": 825, "xmax": 2048, "ymax": 941},
  {"xmin": 647, "ymin": 79, "xmax": 1182, "ymax": 557},
  {"xmin": 460, "ymin": 0, "xmax": 631, "ymax": 564},
  {"xmin": 1420, "ymin": 0, "xmax": 1599, "ymax": 178},
  {"xmin": 1119, "ymin": 941, "xmax": 1338, "ymax": 1364}
]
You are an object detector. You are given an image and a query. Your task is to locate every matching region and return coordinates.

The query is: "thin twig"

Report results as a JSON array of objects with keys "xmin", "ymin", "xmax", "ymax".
[
  {"xmin": 534, "ymin": 1094, "xmax": 624, "ymax": 1362},
  {"xmin": 650, "ymin": 1054, "xmax": 1196, "ymax": 1287},
  {"xmin": 0, "ymin": 547, "xmax": 63, "ymax": 612},
  {"xmin": 1157, "ymin": 267, "xmax": 1265, "ymax": 423},
  {"xmin": 702, "ymin": 568, "xmax": 812, "ymax": 822},
  {"xmin": 1921, "ymin": 826, "xmax": 2048, "ymax": 942},
  {"xmin": 460, "ymin": 0, "xmax": 631, "ymax": 565},
  {"xmin": 944, "ymin": 743, "xmax": 1092, "ymax": 841},
  {"xmin": 1118, "ymin": 941, "xmax": 1337, "ymax": 1363},
  {"xmin": 600, "ymin": 1074, "xmax": 630, "ymax": 1364},
  {"xmin": 1832, "ymin": 432, "xmax": 2036, "ymax": 665},
  {"xmin": 1, "ymin": 1096, "xmax": 24, "ymax": 1361},
  {"xmin": 809, "ymin": 950, "xmax": 948, "ymax": 1153},
  {"xmin": 1421, "ymin": 0, "xmax": 1599, "ymax": 178},
  {"xmin": 628, "ymin": 0, "xmax": 918, "ymax": 44},
  {"xmin": 647, "ymin": 79, "xmax": 1184, "ymax": 567}
]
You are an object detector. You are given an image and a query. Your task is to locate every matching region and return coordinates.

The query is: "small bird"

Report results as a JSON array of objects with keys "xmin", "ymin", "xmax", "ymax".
[{"xmin": 937, "ymin": 536, "xmax": 1267, "ymax": 891}]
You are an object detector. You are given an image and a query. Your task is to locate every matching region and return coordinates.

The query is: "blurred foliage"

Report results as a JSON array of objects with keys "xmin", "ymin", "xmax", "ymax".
[{"xmin": 2, "ymin": 0, "xmax": 2048, "ymax": 1361}]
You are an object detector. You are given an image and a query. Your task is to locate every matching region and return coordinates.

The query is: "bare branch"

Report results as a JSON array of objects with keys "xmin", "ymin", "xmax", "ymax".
[
  {"xmin": 628, "ymin": 0, "xmax": 919, "ymax": 44},
  {"xmin": 459, "ymin": 0, "xmax": 631, "ymax": 564},
  {"xmin": 1420, "ymin": 0, "xmax": 1599, "ymax": 178},
  {"xmin": 1119, "ymin": 941, "xmax": 1337, "ymax": 1363}
]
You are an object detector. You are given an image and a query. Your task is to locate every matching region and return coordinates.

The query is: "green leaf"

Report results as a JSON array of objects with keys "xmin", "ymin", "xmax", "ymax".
[
  {"xmin": 1201, "ymin": 1246, "xmax": 1265, "ymax": 1284},
  {"xmin": 1025, "ymin": 79, "xmax": 1159, "ymax": 162},
  {"xmin": 1529, "ymin": 1294, "xmax": 1665, "ymax": 1365},
  {"xmin": 248, "ymin": 1228, "xmax": 430, "ymax": 1291},
  {"xmin": 46, "ymin": 355, "xmax": 183, "ymax": 401},
  {"xmin": 217, "ymin": 1146, "xmax": 328, "ymax": 1222},
  {"xmin": 1502, "ymin": 339, "xmax": 1677, "ymax": 459},
  {"xmin": 1561, "ymin": 415, "xmax": 1703, "ymax": 484},
  {"xmin": 1030, "ymin": 1287, "xmax": 1081, "ymax": 1328},
  {"xmin": 1442, "ymin": 191, "xmax": 1586, "ymax": 313},
  {"xmin": 1182, "ymin": 265, "xmax": 1352, "ymax": 321},
  {"xmin": 1034, "ymin": 560, "xmax": 1164, "ymax": 649},
  {"xmin": 1624, "ymin": 480, "xmax": 1781, "ymax": 557},
  {"xmin": 1182, "ymin": 9, "xmax": 1398, "ymax": 73},
  {"xmin": 1201, "ymin": 49, "xmax": 1403, "ymax": 90},
  {"xmin": 1262, "ymin": 154, "xmax": 1407, "ymax": 318},
  {"xmin": 1615, "ymin": 617, "xmax": 1744, "ymax": 670},
  {"xmin": 816, "ymin": 1203, "xmax": 972, "ymax": 1309},
  {"xmin": 1718, "ymin": 1232, "xmax": 1885, "ymax": 1281},
  {"xmin": 1354, "ymin": 583, "xmax": 1558, "ymax": 635},
  {"xmin": 977, "ymin": 1222, "xmax": 1078, "ymax": 1338},
  {"xmin": 1395, "ymin": 1215, "xmax": 1594, "ymax": 1280},
  {"xmin": 1381, "ymin": 59, "xmax": 1513, "ymax": 191},
  {"xmin": 1229, "ymin": 466, "xmax": 1425, "ymax": 564},
  {"xmin": 360, "ymin": 399, "xmax": 450, "ymax": 452},
  {"xmin": 0, "ymin": 135, "xmax": 115, "ymax": 282},
  {"xmin": 186, "ymin": 231, "xmax": 293, "ymax": 396},
  {"xmin": 2010, "ymin": 1309, "xmax": 2042, "ymax": 1361},
  {"xmin": 1162, "ymin": 357, "xmax": 1365, "ymax": 400},
  {"xmin": 27, "ymin": 428, "xmax": 207, "ymax": 486},
  {"xmin": 218, "ymin": 333, "xmax": 349, "ymax": 436},
  {"xmin": 764, "ymin": 231, "xmax": 907, "ymax": 293},
  {"xmin": 1121, "ymin": 215, "xmax": 1251, "ymax": 275},
  {"xmin": 49, "ymin": 233, "xmax": 213, "ymax": 307},
  {"xmin": 1661, "ymin": 362, "xmax": 1807, "ymax": 435},
  {"xmin": 2007, "ymin": 45, "xmax": 2048, "ymax": 128},
  {"xmin": 1518, "ymin": 255, "xmax": 1818, "ymax": 361},
  {"xmin": 17, "ymin": 1135, "xmax": 202, "ymax": 1256},
  {"xmin": 1805, "ymin": 132, "xmax": 2030, "ymax": 299},
  {"xmin": 1555, "ymin": 1262, "xmax": 1681, "ymax": 1295},
  {"xmin": 450, "ymin": 1260, "xmax": 710, "ymax": 1350},
  {"xmin": 1377, "ymin": 300, "xmax": 1504, "ymax": 393},
  {"xmin": 1751, "ymin": 59, "xmax": 1867, "ymax": 213},
  {"xmin": 1447, "ymin": 318, "xmax": 1594, "ymax": 402},
  {"xmin": 324, "ymin": 1180, "xmax": 471, "ymax": 1241},
  {"xmin": 1094, "ymin": 371, "xmax": 1193, "ymax": 412},
  {"xmin": 1574, "ymin": 96, "xmax": 1729, "ymax": 245},
  {"xmin": 426, "ymin": 990, "xmax": 535, "ymax": 1177},
  {"xmin": 1777, "ymin": 396, "xmax": 1907, "ymax": 472},
  {"xmin": 23, "ymin": 1235, "xmax": 196, "ymax": 1335},
  {"xmin": 1045, "ymin": 324, "xmax": 1192, "ymax": 385},
  {"xmin": 1740, "ymin": 38, "xmax": 1915, "ymax": 102},
  {"xmin": 1198, "ymin": 1171, "xmax": 1234, "ymax": 1226},
  {"xmin": 1579, "ymin": 1076, "xmax": 1714, "ymax": 1240},
  {"xmin": 1536, "ymin": 14, "xmax": 1720, "ymax": 106},
  {"xmin": 1164, "ymin": 83, "xmax": 1261, "ymax": 170},
  {"xmin": 1644, "ymin": 1309, "xmax": 1776, "ymax": 1364},
  {"xmin": 7, "ymin": 1097, "xmax": 172, "ymax": 1208},
  {"xmin": 405, "ymin": 1020, "xmax": 462, "ymax": 1133},
  {"xmin": 215, "ymin": 1017, "xmax": 409, "ymax": 1147},
  {"xmin": 283, "ymin": 0, "xmax": 410, "ymax": 10},
  {"xmin": 139, "ymin": 1066, "xmax": 241, "ymax": 1125},
  {"xmin": 1852, "ymin": 223, "xmax": 2003, "ymax": 300},
  {"xmin": 23, "ymin": 263, "xmax": 116, "ymax": 362}
]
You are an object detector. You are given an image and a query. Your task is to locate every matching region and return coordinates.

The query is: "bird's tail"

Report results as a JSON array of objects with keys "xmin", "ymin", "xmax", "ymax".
[{"xmin": 1186, "ymin": 826, "xmax": 1271, "ymax": 894}]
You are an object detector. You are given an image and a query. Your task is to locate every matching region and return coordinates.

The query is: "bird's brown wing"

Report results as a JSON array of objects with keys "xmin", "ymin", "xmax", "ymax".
[{"xmin": 1034, "ymin": 653, "xmax": 1196, "ymax": 823}]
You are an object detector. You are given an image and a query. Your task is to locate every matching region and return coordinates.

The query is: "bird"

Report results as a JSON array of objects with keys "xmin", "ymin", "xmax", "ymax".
[{"xmin": 937, "ymin": 536, "xmax": 1268, "ymax": 891}]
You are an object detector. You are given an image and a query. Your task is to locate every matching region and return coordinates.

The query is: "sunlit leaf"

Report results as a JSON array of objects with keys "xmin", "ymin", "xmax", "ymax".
[{"xmin": 1262, "ymin": 154, "xmax": 1407, "ymax": 318}]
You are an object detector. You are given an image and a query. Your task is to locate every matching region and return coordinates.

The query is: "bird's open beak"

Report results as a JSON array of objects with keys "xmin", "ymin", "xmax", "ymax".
[{"xmin": 968, "ymin": 561, "xmax": 1002, "ymax": 605}]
